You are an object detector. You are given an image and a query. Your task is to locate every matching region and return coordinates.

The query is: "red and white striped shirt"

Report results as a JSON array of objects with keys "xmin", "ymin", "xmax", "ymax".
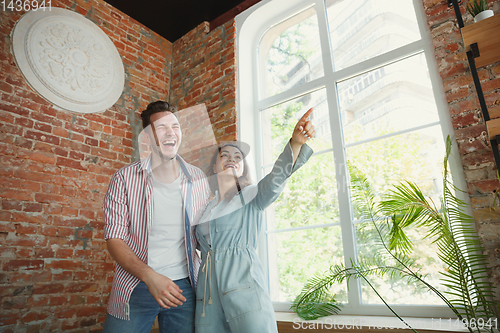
[{"xmin": 103, "ymin": 155, "xmax": 210, "ymax": 320}]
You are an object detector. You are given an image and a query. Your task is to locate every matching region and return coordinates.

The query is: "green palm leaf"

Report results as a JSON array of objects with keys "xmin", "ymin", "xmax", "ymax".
[{"xmin": 291, "ymin": 136, "xmax": 498, "ymax": 333}]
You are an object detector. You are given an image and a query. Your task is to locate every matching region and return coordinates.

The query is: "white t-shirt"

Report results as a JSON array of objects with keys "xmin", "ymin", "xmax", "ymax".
[{"xmin": 148, "ymin": 172, "xmax": 188, "ymax": 280}]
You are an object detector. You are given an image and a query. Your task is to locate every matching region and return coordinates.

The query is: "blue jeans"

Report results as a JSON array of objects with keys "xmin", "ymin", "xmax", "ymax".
[{"xmin": 103, "ymin": 278, "xmax": 195, "ymax": 333}]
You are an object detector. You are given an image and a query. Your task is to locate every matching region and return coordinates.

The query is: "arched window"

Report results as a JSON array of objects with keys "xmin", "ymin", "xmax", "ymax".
[{"xmin": 236, "ymin": 0, "xmax": 467, "ymax": 317}]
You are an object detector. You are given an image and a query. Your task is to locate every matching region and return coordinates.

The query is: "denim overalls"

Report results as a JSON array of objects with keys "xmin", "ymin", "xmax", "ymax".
[{"xmin": 194, "ymin": 143, "xmax": 313, "ymax": 333}]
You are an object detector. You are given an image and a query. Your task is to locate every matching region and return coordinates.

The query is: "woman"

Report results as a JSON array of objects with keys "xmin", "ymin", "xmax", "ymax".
[{"xmin": 195, "ymin": 108, "xmax": 315, "ymax": 333}]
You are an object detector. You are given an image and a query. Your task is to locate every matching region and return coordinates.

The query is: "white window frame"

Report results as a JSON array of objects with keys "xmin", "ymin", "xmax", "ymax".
[{"xmin": 235, "ymin": 0, "xmax": 469, "ymax": 318}]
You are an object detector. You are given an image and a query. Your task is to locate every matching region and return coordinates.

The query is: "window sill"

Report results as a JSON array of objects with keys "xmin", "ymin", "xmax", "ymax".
[{"xmin": 276, "ymin": 312, "xmax": 469, "ymax": 332}]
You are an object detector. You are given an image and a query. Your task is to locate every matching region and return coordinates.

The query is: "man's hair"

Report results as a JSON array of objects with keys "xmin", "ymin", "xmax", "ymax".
[{"xmin": 140, "ymin": 101, "xmax": 177, "ymax": 129}]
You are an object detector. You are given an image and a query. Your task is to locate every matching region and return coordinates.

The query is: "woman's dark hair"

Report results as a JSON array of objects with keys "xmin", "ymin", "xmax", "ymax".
[
  {"xmin": 207, "ymin": 145, "xmax": 253, "ymax": 201},
  {"xmin": 140, "ymin": 101, "xmax": 177, "ymax": 129}
]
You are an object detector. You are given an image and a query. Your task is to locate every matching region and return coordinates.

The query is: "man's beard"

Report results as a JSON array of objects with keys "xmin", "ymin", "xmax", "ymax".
[
  {"xmin": 151, "ymin": 143, "xmax": 176, "ymax": 161},
  {"xmin": 151, "ymin": 132, "xmax": 176, "ymax": 161}
]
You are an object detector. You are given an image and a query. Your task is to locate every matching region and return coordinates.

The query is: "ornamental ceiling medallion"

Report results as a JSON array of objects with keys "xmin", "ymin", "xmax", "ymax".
[{"xmin": 11, "ymin": 8, "xmax": 125, "ymax": 113}]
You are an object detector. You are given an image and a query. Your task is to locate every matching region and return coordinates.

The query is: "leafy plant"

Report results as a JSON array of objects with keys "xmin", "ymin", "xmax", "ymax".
[
  {"xmin": 467, "ymin": 0, "xmax": 489, "ymax": 17},
  {"xmin": 291, "ymin": 136, "xmax": 499, "ymax": 333}
]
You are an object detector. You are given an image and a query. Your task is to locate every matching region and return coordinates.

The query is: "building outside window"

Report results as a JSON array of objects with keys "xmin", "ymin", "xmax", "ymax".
[{"xmin": 236, "ymin": 0, "xmax": 468, "ymax": 317}]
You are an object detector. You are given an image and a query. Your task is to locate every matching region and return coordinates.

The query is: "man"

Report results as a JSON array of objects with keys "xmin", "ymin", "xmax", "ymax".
[{"xmin": 102, "ymin": 101, "xmax": 210, "ymax": 333}]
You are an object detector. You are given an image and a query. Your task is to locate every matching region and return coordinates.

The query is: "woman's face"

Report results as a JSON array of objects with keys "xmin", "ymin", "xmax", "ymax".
[{"xmin": 213, "ymin": 145, "xmax": 245, "ymax": 179}]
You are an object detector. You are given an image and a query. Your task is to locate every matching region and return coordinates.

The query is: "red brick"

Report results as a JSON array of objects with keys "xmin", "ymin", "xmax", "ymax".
[
  {"xmin": 2, "ymin": 200, "xmax": 23, "ymax": 211},
  {"xmin": 16, "ymin": 150, "xmax": 56, "ymax": 165},
  {"xmin": 65, "ymin": 282, "xmax": 98, "ymax": 293},
  {"xmin": 15, "ymin": 224, "xmax": 38, "ymax": 235},
  {"xmin": 60, "ymin": 139, "xmax": 92, "ymax": 154},
  {"xmin": 0, "ymin": 82, "xmax": 14, "ymax": 94},
  {"xmin": 3, "ymin": 260, "xmax": 44, "ymax": 271},
  {"xmin": 0, "ymin": 176, "xmax": 21, "ymax": 188},
  {"xmin": 35, "ymin": 193, "xmax": 69, "ymax": 205},
  {"xmin": 18, "ymin": 180, "xmax": 42, "ymax": 192},
  {"xmin": 65, "ymin": 122, "xmax": 94, "ymax": 137},
  {"xmin": 24, "ymin": 131, "xmax": 60, "ymax": 145},
  {"xmin": 451, "ymin": 111, "xmax": 480, "ymax": 128},
  {"xmin": 53, "ymin": 127, "xmax": 69, "ymax": 138},
  {"xmin": 41, "ymin": 226, "xmax": 57, "ymax": 236},
  {"xmin": 53, "ymin": 217, "xmax": 87, "ymax": 227},
  {"xmin": 0, "ymin": 142, "xmax": 16, "ymax": 156},
  {"xmin": 481, "ymin": 77, "xmax": 500, "ymax": 93},
  {"xmin": 35, "ymin": 248, "xmax": 54, "ymax": 259},
  {"xmin": 5, "ymin": 235, "xmax": 47, "ymax": 247},
  {"xmin": 76, "ymin": 306, "xmax": 106, "ymax": 317},
  {"xmin": 85, "ymin": 137, "xmax": 99, "ymax": 146},
  {"xmin": 0, "ymin": 122, "xmax": 23, "ymax": 136},
  {"xmin": 485, "ymin": 91, "xmax": 500, "ymax": 106},
  {"xmin": 57, "ymin": 227, "xmax": 74, "ymax": 237},
  {"xmin": 53, "ymin": 308, "xmax": 76, "ymax": 319},
  {"xmin": 0, "ymin": 312, "xmax": 21, "ymax": 326},
  {"xmin": 14, "ymin": 116, "xmax": 34, "ymax": 128},
  {"xmin": 10, "ymin": 272, "xmax": 31, "ymax": 283},
  {"xmin": 2, "ymin": 297, "xmax": 27, "ymax": 310},
  {"xmin": 50, "ymin": 296, "xmax": 68, "ymax": 306},
  {"xmin": 56, "ymin": 157, "xmax": 88, "ymax": 171},
  {"xmin": 53, "ymin": 270, "xmax": 73, "ymax": 281},
  {"xmin": 90, "ymin": 147, "xmax": 117, "ymax": 160},
  {"xmin": 468, "ymin": 179, "xmax": 500, "ymax": 195},
  {"xmin": 446, "ymin": 87, "xmax": 469, "ymax": 103},
  {"xmin": 11, "ymin": 212, "xmax": 47, "ymax": 224},
  {"xmin": 33, "ymin": 122, "xmax": 52, "ymax": 133},
  {"xmin": 45, "ymin": 260, "xmax": 83, "ymax": 270},
  {"xmin": 55, "ymin": 249, "xmax": 74, "ymax": 258},
  {"xmin": 30, "ymin": 112, "xmax": 63, "ymax": 127},
  {"xmin": 75, "ymin": 271, "xmax": 91, "ymax": 281},
  {"xmin": 27, "ymin": 296, "xmax": 49, "ymax": 307},
  {"xmin": 80, "ymin": 209, "xmax": 95, "ymax": 219},
  {"xmin": 449, "ymin": 99, "xmax": 478, "ymax": 116},
  {"xmin": 0, "ymin": 188, "xmax": 33, "ymax": 202},
  {"xmin": 77, "ymin": 229, "xmax": 93, "ymax": 239},
  {"xmin": 0, "ymin": 222, "xmax": 15, "ymax": 233},
  {"xmin": 440, "ymin": 62, "xmax": 466, "ymax": 80},
  {"xmin": 21, "ymin": 311, "xmax": 38, "ymax": 323},
  {"xmin": 70, "ymin": 295, "xmax": 86, "ymax": 305},
  {"xmin": 24, "ymin": 203, "xmax": 43, "ymax": 212}
]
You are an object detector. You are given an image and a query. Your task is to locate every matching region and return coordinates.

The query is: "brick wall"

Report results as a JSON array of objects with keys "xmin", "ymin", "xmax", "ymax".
[
  {"xmin": 170, "ymin": 20, "xmax": 238, "ymax": 167},
  {"xmin": 1, "ymin": 0, "xmax": 499, "ymax": 330},
  {"xmin": 424, "ymin": 0, "xmax": 500, "ymax": 298},
  {"xmin": 0, "ymin": 0, "xmax": 173, "ymax": 331}
]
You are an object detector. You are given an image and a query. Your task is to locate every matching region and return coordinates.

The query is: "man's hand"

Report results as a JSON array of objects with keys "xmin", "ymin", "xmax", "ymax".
[
  {"xmin": 143, "ymin": 272, "xmax": 186, "ymax": 309},
  {"xmin": 106, "ymin": 238, "xmax": 186, "ymax": 309}
]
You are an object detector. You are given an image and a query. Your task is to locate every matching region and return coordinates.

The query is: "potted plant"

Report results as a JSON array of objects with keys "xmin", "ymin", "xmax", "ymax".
[
  {"xmin": 467, "ymin": 0, "xmax": 494, "ymax": 23},
  {"xmin": 291, "ymin": 137, "xmax": 499, "ymax": 332}
]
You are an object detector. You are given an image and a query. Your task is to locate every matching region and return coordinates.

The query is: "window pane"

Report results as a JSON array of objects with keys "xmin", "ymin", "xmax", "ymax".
[
  {"xmin": 346, "ymin": 125, "xmax": 445, "ymax": 200},
  {"xmin": 348, "ymin": 125, "xmax": 448, "ymax": 305},
  {"xmin": 266, "ymin": 152, "xmax": 338, "ymax": 231},
  {"xmin": 355, "ymin": 222, "xmax": 446, "ymax": 305},
  {"xmin": 326, "ymin": 0, "xmax": 421, "ymax": 71},
  {"xmin": 268, "ymin": 227, "xmax": 346, "ymax": 303},
  {"xmin": 338, "ymin": 53, "xmax": 439, "ymax": 146},
  {"xmin": 260, "ymin": 6, "xmax": 324, "ymax": 98},
  {"xmin": 261, "ymin": 89, "xmax": 332, "ymax": 167}
]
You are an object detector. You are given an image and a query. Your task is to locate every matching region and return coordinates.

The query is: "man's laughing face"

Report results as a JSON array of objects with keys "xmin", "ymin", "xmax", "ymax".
[{"xmin": 150, "ymin": 111, "xmax": 182, "ymax": 161}]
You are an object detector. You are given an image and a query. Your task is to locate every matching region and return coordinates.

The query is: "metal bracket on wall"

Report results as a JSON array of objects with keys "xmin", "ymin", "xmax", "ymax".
[
  {"xmin": 450, "ymin": 0, "xmax": 464, "ymax": 28},
  {"xmin": 470, "ymin": 42, "xmax": 480, "ymax": 58}
]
